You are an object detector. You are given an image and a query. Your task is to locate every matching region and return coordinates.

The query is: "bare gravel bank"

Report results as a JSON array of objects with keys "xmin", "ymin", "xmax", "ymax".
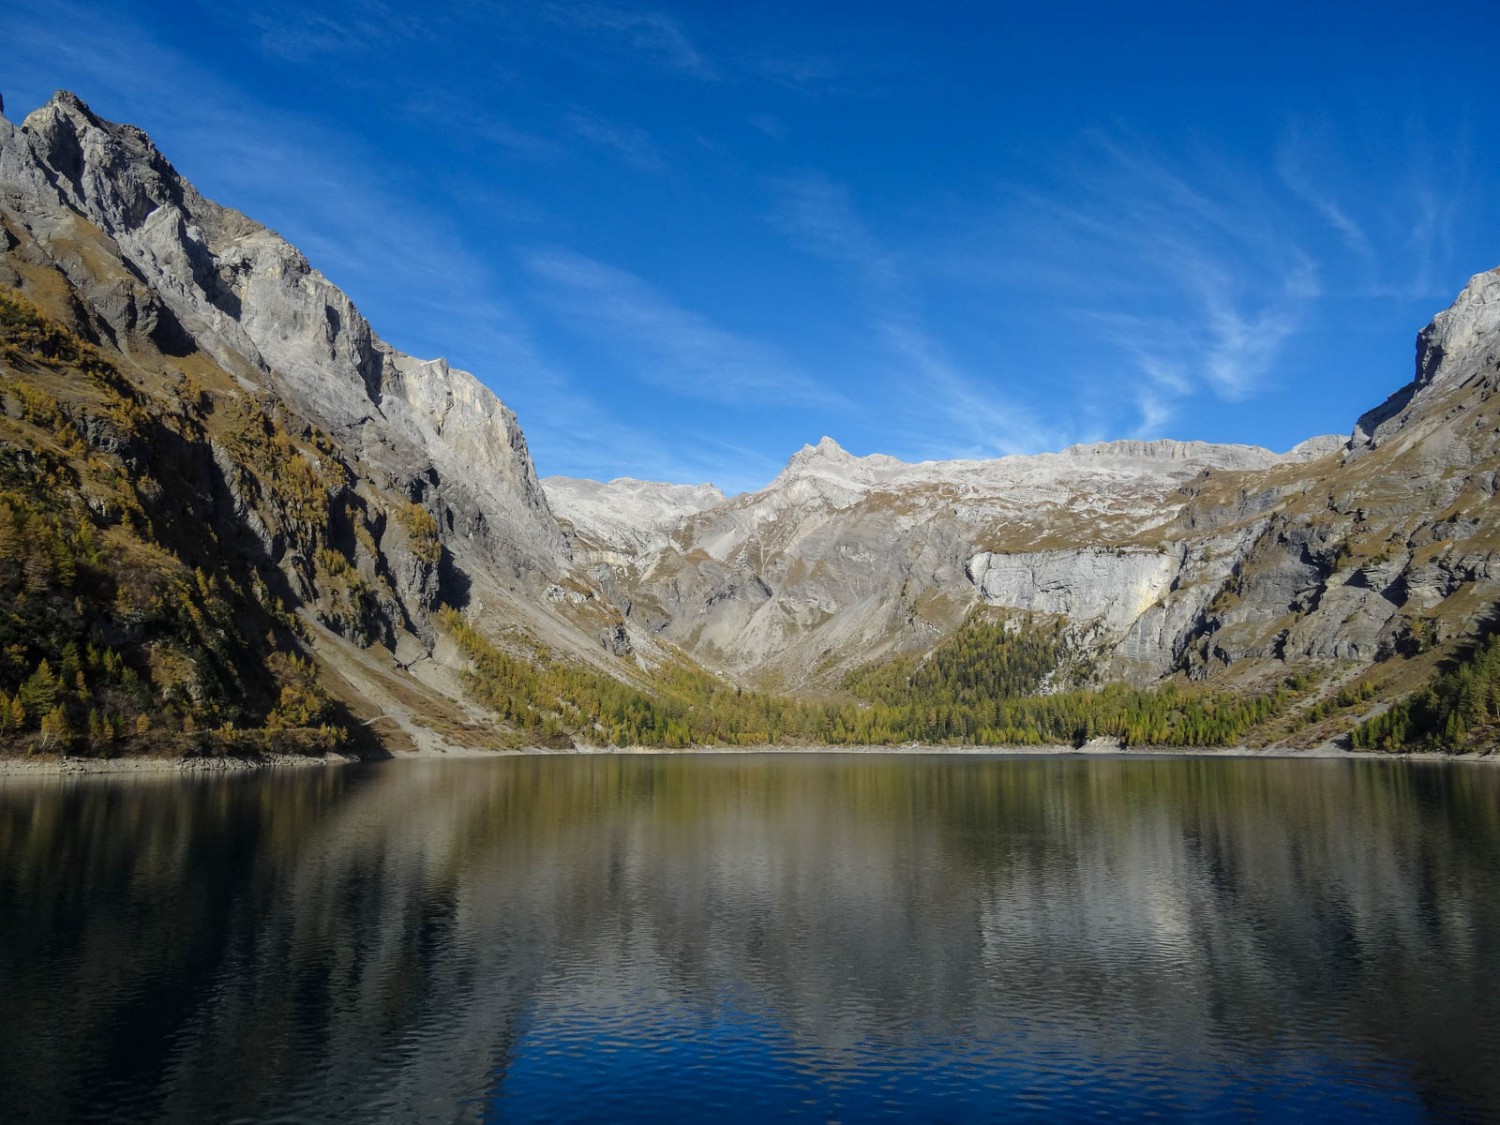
[{"xmin": 4, "ymin": 741, "xmax": 1496, "ymax": 779}]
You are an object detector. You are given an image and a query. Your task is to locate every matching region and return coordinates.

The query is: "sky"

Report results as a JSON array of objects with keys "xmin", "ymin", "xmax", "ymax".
[{"xmin": 3, "ymin": 0, "xmax": 1498, "ymax": 492}]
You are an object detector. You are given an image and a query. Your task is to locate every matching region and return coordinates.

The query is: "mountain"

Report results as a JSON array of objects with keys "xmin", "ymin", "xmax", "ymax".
[
  {"xmin": 547, "ymin": 434, "xmax": 1353, "ymax": 688},
  {"xmin": 3, "ymin": 89, "xmax": 1500, "ymax": 755},
  {"xmin": 0, "ymin": 91, "xmax": 623, "ymax": 754},
  {"xmin": 544, "ymin": 270, "xmax": 1500, "ymax": 740}
]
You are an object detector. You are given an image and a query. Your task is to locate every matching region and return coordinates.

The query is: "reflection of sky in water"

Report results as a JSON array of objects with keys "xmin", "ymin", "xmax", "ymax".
[{"xmin": 0, "ymin": 755, "xmax": 1496, "ymax": 1122}]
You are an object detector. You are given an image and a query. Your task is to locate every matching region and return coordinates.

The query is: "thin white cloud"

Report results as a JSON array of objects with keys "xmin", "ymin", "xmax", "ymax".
[
  {"xmin": 387, "ymin": 297, "xmax": 761, "ymax": 490},
  {"xmin": 1274, "ymin": 122, "xmax": 1470, "ymax": 303},
  {"xmin": 524, "ymin": 249, "xmax": 842, "ymax": 408},
  {"xmin": 1401, "ymin": 187, "xmax": 1458, "ymax": 302},
  {"xmin": 768, "ymin": 174, "xmax": 898, "ymax": 287},
  {"xmin": 543, "ymin": 2, "xmax": 715, "ymax": 79},
  {"xmin": 754, "ymin": 52, "xmax": 883, "ymax": 98},
  {"xmin": 1276, "ymin": 141, "xmax": 1374, "ymax": 261},
  {"xmin": 758, "ymin": 54, "xmax": 847, "ymax": 90},
  {"xmin": 1006, "ymin": 133, "xmax": 1322, "ymax": 408},
  {"xmin": 401, "ymin": 93, "xmax": 561, "ymax": 162},
  {"xmin": 236, "ymin": 0, "xmax": 440, "ymax": 61},
  {"xmin": 1131, "ymin": 389, "xmax": 1174, "ymax": 438},
  {"xmin": 565, "ymin": 110, "xmax": 663, "ymax": 170},
  {"xmin": 747, "ymin": 113, "xmax": 785, "ymax": 140},
  {"xmin": 765, "ymin": 175, "xmax": 1059, "ymax": 457},
  {"xmin": 877, "ymin": 321, "xmax": 1064, "ymax": 457}
]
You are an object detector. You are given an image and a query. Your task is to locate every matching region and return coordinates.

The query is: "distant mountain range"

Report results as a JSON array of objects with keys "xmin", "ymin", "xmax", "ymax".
[{"xmin": 4, "ymin": 90, "xmax": 1499, "ymax": 755}]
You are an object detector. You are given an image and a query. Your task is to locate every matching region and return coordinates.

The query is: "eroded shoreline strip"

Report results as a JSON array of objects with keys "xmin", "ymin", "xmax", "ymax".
[{"xmin": 0, "ymin": 741, "xmax": 1496, "ymax": 780}]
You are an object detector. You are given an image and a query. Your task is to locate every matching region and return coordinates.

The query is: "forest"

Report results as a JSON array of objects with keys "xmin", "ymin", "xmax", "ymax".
[
  {"xmin": 442, "ymin": 608, "xmax": 1295, "ymax": 750},
  {"xmin": 1352, "ymin": 632, "xmax": 1500, "ymax": 752},
  {"xmin": 0, "ymin": 288, "xmax": 343, "ymax": 756}
]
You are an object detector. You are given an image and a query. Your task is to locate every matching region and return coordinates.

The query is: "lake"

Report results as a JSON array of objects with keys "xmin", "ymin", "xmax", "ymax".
[{"xmin": 2, "ymin": 753, "xmax": 1499, "ymax": 1122}]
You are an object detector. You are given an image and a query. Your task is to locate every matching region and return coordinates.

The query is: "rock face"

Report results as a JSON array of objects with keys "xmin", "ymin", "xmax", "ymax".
[
  {"xmin": 547, "ymin": 434, "xmax": 1354, "ymax": 685},
  {"xmin": 1353, "ymin": 269, "xmax": 1500, "ymax": 449},
  {"xmin": 544, "ymin": 477, "xmax": 725, "ymax": 556}
]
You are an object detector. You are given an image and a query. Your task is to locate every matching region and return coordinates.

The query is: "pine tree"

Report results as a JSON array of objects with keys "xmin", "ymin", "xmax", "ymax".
[{"xmin": 39, "ymin": 705, "xmax": 69, "ymax": 745}]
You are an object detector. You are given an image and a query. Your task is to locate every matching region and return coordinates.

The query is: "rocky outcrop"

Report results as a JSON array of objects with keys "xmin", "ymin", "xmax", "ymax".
[
  {"xmin": 0, "ymin": 92, "xmax": 618, "ymax": 748},
  {"xmin": 966, "ymin": 548, "xmax": 1180, "ymax": 637},
  {"xmin": 1353, "ymin": 269, "xmax": 1500, "ymax": 449},
  {"xmin": 544, "ymin": 476, "xmax": 725, "ymax": 555}
]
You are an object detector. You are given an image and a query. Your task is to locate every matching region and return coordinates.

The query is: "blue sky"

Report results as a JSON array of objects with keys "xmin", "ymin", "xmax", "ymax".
[{"xmin": 3, "ymin": 0, "xmax": 1497, "ymax": 491}]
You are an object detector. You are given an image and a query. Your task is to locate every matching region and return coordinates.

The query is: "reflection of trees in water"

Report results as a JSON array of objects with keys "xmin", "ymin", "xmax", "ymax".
[{"xmin": 1, "ymin": 757, "xmax": 1498, "ymax": 1121}]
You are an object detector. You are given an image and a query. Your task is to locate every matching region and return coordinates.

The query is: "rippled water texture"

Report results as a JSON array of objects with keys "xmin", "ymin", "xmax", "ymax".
[{"xmin": 3, "ymin": 755, "xmax": 1500, "ymax": 1122}]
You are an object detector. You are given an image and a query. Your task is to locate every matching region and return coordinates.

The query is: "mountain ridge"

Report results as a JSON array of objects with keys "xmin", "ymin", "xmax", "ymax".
[{"xmin": 4, "ymin": 89, "xmax": 1500, "ymax": 755}]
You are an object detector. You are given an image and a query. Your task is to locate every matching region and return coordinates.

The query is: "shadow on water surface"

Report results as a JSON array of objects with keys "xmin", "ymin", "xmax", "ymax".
[{"xmin": 1, "ymin": 755, "xmax": 1499, "ymax": 1122}]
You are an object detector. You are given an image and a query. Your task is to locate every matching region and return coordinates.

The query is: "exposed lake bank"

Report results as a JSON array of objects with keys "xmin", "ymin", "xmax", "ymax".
[{"xmin": 1, "ymin": 739, "xmax": 1496, "ymax": 778}]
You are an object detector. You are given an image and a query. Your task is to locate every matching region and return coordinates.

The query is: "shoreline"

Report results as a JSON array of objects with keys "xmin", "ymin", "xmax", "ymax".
[{"xmin": 0, "ymin": 740, "xmax": 1495, "ymax": 778}]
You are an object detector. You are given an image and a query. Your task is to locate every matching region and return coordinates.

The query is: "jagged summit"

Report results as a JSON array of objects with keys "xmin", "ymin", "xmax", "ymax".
[
  {"xmin": 1353, "ymin": 267, "xmax": 1500, "ymax": 450},
  {"xmin": 791, "ymin": 435, "xmax": 853, "ymax": 461}
]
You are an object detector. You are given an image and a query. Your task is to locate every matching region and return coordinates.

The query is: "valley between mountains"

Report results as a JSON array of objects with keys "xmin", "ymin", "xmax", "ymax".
[{"xmin": 4, "ymin": 91, "xmax": 1500, "ymax": 760}]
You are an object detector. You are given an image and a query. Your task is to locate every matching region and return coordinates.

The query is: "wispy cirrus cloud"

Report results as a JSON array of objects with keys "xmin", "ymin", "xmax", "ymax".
[
  {"xmin": 1276, "ymin": 139, "xmax": 1373, "ymax": 261},
  {"xmin": 766, "ymin": 174, "xmax": 1061, "ymax": 458},
  {"xmin": 768, "ymin": 174, "xmax": 898, "ymax": 287},
  {"xmin": 246, "ymin": 1, "xmax": 438, "ymax": 61},
  {"xmin": 877, "ymin": 321, "xmax": 1065, "ymax": 457},
  {"xmin": 976, "ymin": 124, "xmax": 1477, "ymax": 436},
  {"xmin": 542, "ymin": 2, "xmax": 715, "ymax": 79},
  {"xmin": 758, "ymin": 54, "xmax": 848, "ymax": 91},
  {"xmin": 746, "ymin": 113, "xmax": 785, "ymax": 140},
  {"xmin": 565, "ymin": 109, "xmax": 663, "ymax": 170},
  {"xmin": 457, "ymin": 318, "xmax": 771, "ymax": 489},
  {"xmin": 524, "ymin": 248, "xmax": 841, "ymax": 408},
  {"xmin": 940, "ymin": 132, "xmax": 1327, "ymax": 436},
  {"xmin": 1274, "ymin": 120, "xmax": 1469, "ymax": 303},
  {"xmin": 401, "ymin": 93, "xmax": 561, "ymax": 163}
]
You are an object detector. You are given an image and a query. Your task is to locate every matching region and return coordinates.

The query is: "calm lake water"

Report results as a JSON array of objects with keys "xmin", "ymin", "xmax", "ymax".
[{"xmin": 2, "ymin": 754, "xmax": 1500, "ymax": 1123}]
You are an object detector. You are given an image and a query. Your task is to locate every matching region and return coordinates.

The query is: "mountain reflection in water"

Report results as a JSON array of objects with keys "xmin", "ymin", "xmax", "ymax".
[{"xmin": 2, "ymin": 754, "xmax": 1498, "ymax": 1122}]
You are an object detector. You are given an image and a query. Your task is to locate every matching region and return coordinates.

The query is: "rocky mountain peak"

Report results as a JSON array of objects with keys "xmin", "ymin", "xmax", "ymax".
[
  {"xmin": 1418, "ymin": 266, "xmax": 1500, "ymax": 388},
  {"xmin": 13, "ymin": 91, "xmax": 186, "ymax": 237},
  {"xmin": 0, "ymin": 91, "xmax": 567, "ymax": 577},
  {"xmin": 772, "ymin": 437, "xmax": 914, "ymax": 494},
  {"xmin": 1353, "ymin": 266, "xmax": 1500, "ymax": 450},
  {"xmin": 6, "ymin": 87, "xmax": 1500, "ymax": 749},
  {"xmin": 786, "ymin": 435, "xmax": 852, "ymax": 468},
  {"xmin": 543, "ymin": 476, "xmax": 727, "ymax": 554}
]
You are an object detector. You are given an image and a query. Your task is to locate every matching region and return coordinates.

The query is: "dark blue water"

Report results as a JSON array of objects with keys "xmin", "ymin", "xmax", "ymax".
[{"xmin": 2, "ymin": 754, "xmax": 1499, "ymax": 1122}]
